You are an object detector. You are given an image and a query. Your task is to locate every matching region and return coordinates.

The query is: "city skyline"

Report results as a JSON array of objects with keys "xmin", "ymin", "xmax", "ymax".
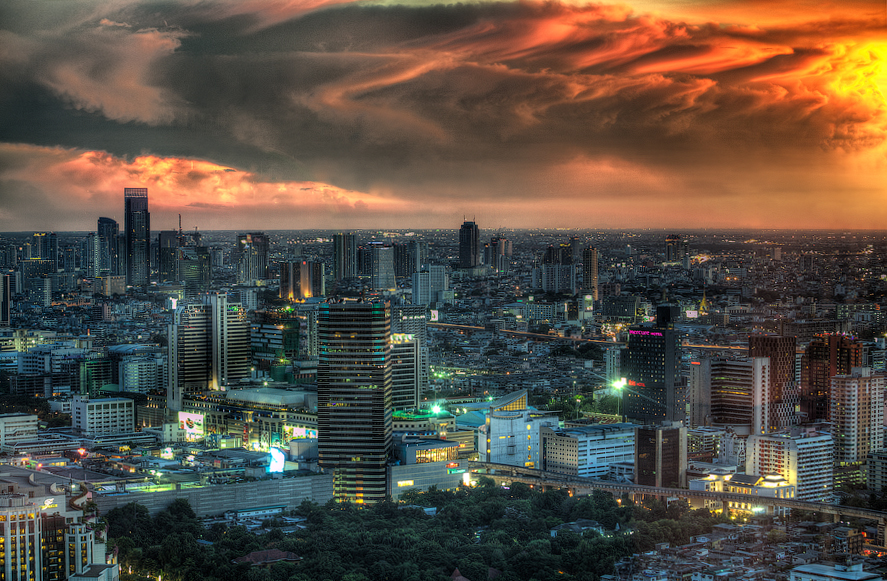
[{"xmin": 1, "ymin": 0, "xmax": 886, "ymax": 231}]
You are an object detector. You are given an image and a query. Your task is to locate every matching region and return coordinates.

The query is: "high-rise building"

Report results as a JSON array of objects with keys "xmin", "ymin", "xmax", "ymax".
[
  {"xmin": 280, "ymin": 261, "xmax": 325, "ymax": 300},
  {"xmin": 333, "ymin": 233, "xmax": 358, "ymax": 281},
  {"xmin": 749, "ymin": 335, "xmax": 797, "ymax": 431},
  {"xmin": 746, "ymin": 427, "xmax": 833, "ymax": 502},
  {"xmin": 830, "ymin": 368, "xmax": 885, "ymax": 487},
  {"xmin": 634, "ymin": 423, "xmax": 687, "ymax": 488},
  {"xmin": 392, "ymin": 305, "xmax": 429, "ymax": 399},
  {"xmin": 30, "ymin": 232, "xmax": 58, "ymax": 269},
  {"xmin": 0, "ymin": 274, "xmax": 10, "ymax": 326},
  {"xmin": 665, "ymin": 234, "xmax": 688, "ymax": 264},
  {"xmin": 235, "ymin": 232, "xmax": 269, "ymax": 284},
  {"xmin": 0, "ymin": 494, "xmax": 43, "ymax": 581},
  {"xmin": 390, "ymin": 334, "xmax": 420, "ymax": 411},
  {"xmin": 458, "ymin": 220, "xmax": 479, "ymax": 269},
  {"xmin": 96, "ymin": 218, "xmax": 119, "ymax": 277},
  {"xmin": 708, "ymin": 357, "xmax": 770, "ymax": 436},
  {"xmin": 317, "ymin": 300, "xmax": 392, "ymax": 504},
  {"xmin": 623, "ymin": 314, "xmax": 683, "ymax": 424},
  {"xmin": 801, "ymin": 334, "xmax": 862, "ymax": 422},
  {"xmin": 167, "ymin": 293, "xmax": 250, "ymax": 411},
  {"xmin": 581, "ymin": 247, "xmax": 599, "ymax": 300},
  {"xmin": 124, "ymin": 188, "xmax": 150, "ymax": 287},
  {"xmin": 369, "ymin": 243, "xmax": 396, "ymax": 291},
  {"xmin": 157, "ymin": 230, "xmax": 180, "ymax": 282},
  {"xmin": 393, "ymin": 241, "xmax": 421, "ymax": 278}
]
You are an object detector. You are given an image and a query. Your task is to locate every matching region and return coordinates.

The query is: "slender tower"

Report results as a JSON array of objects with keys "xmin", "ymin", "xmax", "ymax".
[{"xmin": 124, "ymin": 188, "xmax": 150, "ymax": 287}]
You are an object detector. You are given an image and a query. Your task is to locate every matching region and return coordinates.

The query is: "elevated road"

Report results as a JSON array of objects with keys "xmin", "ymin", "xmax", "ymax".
[
  {"xmin": 469, "ymin": 461, "xmax": 887, "ymax": 545},
  {"xmin": 429, "ymin": 322, "xmax": 745, "ymax": 351}
]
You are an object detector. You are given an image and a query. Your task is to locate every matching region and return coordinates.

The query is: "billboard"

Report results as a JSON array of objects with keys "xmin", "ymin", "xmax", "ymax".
[
  {"xmin": 178, "ymin": 412, "xmax": 205, "ymax": 440},
  {"xmin": 283, "ymin": 425, "xmax": 317, "ymax": 440}
]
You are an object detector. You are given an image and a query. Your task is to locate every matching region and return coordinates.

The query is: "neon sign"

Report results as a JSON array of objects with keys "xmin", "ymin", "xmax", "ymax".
[{"xmin": 629, "ymin": 330, "xmax": 663, "ymax": 336}]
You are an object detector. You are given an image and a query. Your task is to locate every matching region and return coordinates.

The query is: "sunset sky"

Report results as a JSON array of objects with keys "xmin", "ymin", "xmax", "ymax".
[{"xmin": 1, "ymin": 0, "xmax": 885, "ymax": 231}]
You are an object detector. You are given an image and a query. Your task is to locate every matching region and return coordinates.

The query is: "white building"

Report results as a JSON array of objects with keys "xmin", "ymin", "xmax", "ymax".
[
  {"xmin": 830, "ymin": 368, "xmax": 885, "ymax": 486},
  {"xmin": 689, "ymin": 472, "xmax": 793, "ymax": 516},
  {"xmin": 0, "ymin": 413, "xmax": 38, "ymax": 452},
  {"xmin": 475, "ymin": 390, "xmax": 558, "ymax": 469},
  {"xmin": 0, "ymin": 495, "xmax": 43, "ymax": 581},
  {"xmin": 790, "ymin": 562, "xmax": 881, "ymax": 581},
  {"xmin": 72, "ymin": 396, "xmax": 134, "ymax": 436},
  {"xmin": 540, "ymin": 423, "xmax": 635, "ymax": 478},
  {"xmin": 746, "ymin": 426, "xmax": 833, "ymax": 502}
]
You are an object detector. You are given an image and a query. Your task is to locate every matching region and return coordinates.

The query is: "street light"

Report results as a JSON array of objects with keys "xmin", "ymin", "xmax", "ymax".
[{"xmin": 612, "ymin": 377, "xmax": 627, "ymax": 421}]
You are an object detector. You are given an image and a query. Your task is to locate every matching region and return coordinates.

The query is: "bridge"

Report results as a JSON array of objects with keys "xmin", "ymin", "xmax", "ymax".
[{"xmin": 468, "ymin": 461, "xmax": 887, "ymax": 546}]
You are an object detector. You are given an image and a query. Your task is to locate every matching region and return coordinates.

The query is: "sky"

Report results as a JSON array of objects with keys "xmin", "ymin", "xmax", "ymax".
[{"xmin": 1, "ymin": 0, "xmax": 885, "ymax": 232}]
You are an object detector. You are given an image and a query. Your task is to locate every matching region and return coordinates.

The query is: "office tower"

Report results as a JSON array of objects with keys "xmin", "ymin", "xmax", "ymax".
[
  {"xmin": 30, "ymin": 232, "xmax": 58, "ymax": 269},
  {"xmin": 581, "ymin": 247, "xmax": 599, "ymax": 300},
  {"xmin": 801, "ymin": 334, "xmax": 862, "ymax": 422},
  {"xmin": 390, "ymin": 334, "xmax": 420, "ymax": 410},
  {"xmin": 634, "ymin": 423, "xmax": 687, "ymax": 488},
  {"xmin": 124, "ymin": 188, "xmax": 150, "ymax": 286},
  {"xmin": 411, "ymin": 271, "xmax": 432, "ymax": 306},
  {"xmin": 535, "ymin": 264, "xmax": 575, "ymax": 294},
  {"xmin": 0, "ymin": 274, "xmax": 9, "ymax": 326},
  {"xmin": 0, "ymin": 495, "xmax": 42, "ymax": 581},
  {"xmin": 369, "ymin": 243, "xmax": 396, "ymax": 291},
  {"xmin": 484, "ymin": 236, "xmax": 510, "ymax": 274},
  {"xmin": 392, "ymin": 304, "xmax": 429, "ymax": 400},
  {"xmin": 167, "ymin": 293, "xmax": 250, "ymax": 411},
  {"xmin": 177, "ymin": 246, "xmax": 211, "ymax": 296},
  {"xmin": 157, "ymin": 230, "xmax": 180, "ymax": 282},
  {"xmin": 623, "ymin": 312, "xmax": 683, "ymax": 423},
  {"xmin": 96, "ymin": 217, "xmax": 118, "ymax": 276},
  {"xmin": 480, "ymin": 390, "xmax": 558, "ymax": 468},
  {"xmin": 688, "ymin": 359, "xmax": 710, "ymax": 428},
  {"xmin": 458, "ymin": 220, "xmax": 479, "ymax": 269},
  {"xmin": 317, "ymin": 300, "xmax": 392, "ymax": 504},
  {"xmin": 393, "ymin": 241, "xmax": 421, "ymax": 278},
  {"xmin": 746, "ymin": 427, "xmax": 833, "ymax": 502},
  {"xmin": 830, "ymin": 368, "xmax": 885, "ymax": 487},
  {"xmin": 708, "ymin": 357, "xmax": 770, "ymax": 435},
  {"xmin": 235, "ymin": 232, "xmax": 269, "ymax": 284},
  {"xmin": 412, "ymin": 265, "xmax": 450, "ymax": 306},
  {"xmin": 665, "ymin": 234, "xmax": 688, "ymax": 263},
  {"xmin": 333, "ymin": 232, "xmax": 358, "ymax": 281},
  {"xmin": 280, "ymin": 260, "xmax": 325, "ymax": 300},
  {"xmin": 541, "ymin": 424, "xmax": 635, "ymax": 478},
  {"xmin": 749, "ymin": 335, "xmax": 797, "ymax": 430},
  {"xmin": 543, "ymin": 244, "xmax": 572, "ymax": 265}
]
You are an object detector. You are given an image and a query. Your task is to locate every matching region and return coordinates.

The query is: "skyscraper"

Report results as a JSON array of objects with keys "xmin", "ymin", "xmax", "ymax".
[
  {"xmin": 749, "ymin": 335, "xmax": 797, "ymax": 430},
  {"xmin": 96, "ymin": 217, "xmax": 119, "ymax": 276},
  {"xmin": 830, "ymin": 368, "xmax": 885, "ymax": 487},
  {"xmin": 801, "ymin": 334, "xmax": 862, "ymax": 422},
  {"xmin": 124, "ymin": 188, "xmax": 150, "ymax": 287},
  {"xmin": 707, "ymin": 357, "xmax": 770, "ymax": 435},
  {"xmin": 0, "ymin": 274, "xmax": 9, "ymax": 326},
  {"xmin": 458, "ymin": 220, "xmax": 479, "ymax": 269},
  {"xmin": 333, "ymin": 232, "xmax": 358, "ymax": 281},
  {"xmin": 623, "ymin": 310, "xmax": 683, "ymax": 424},
  {"xmin": 581, "ymin": 247, "xmax": 599, "ymax": 300},
  {"xmin": 369, "ymin": 243, "xmax": 396, "ymax": 291},
  {"xmin": 280, "ymin": 260, "xmax": 325, "ymax": 300},
  {"xmin": 317, "ymin": 300, "xmax": 392, "ymax": 504},
  {"xmin": 235, "ymin": 232, "xmax": 269, "ymax": 283},
  {"xmin": 167, "ymin": 293, "xmax": 250, "ymax": 411}
]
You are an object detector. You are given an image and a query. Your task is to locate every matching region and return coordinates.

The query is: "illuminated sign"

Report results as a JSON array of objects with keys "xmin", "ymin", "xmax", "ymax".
[
  {"xmin": 397, "ymin": 480, "xmax": 415, "ymax": 487},
  {"xmin": 685, "ymin": 310, "xmax": 699, "ymax": 319},
  {"xmin": 447, "ymin": 468, "xmax": 466, "ymax": 474},
  {"xmin": 446, "ymin": 462, "xmax": 458, "ymax": 469},
  {"xmin": 178, "ymin": 412, "xmax": 205, "ymax": 441},
  {"xmin": 268, "ymin": 447, "xmax": 286, "ymax": 473},
  {"xmin": 42, "ymin": 498, "xmax": 58, "ymax": 510},
  {"xmin": 629, "ymin": 330, "xmax": 663, "ymax": 337},
  {"xmin": 430, "ymin": 310, "xmax": 439, "ymax": 322},
  {"xmin": 628, "ymin": 380, "xmax": 646, "ymax": 387},
  {"xmin": 283, "ymin": 426, "xmax": 318, "ymax": 440}
]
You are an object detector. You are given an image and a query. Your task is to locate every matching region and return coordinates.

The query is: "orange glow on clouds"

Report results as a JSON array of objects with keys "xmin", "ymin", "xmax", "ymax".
[{"xmin": 0, "ymin": 144, "xmax": 406, "ymax": 230}]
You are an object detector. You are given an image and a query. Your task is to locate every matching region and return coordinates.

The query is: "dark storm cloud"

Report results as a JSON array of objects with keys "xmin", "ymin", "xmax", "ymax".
[{"xmin": 0, "ymin": 0, "xmax": 885, "ymax": 229}]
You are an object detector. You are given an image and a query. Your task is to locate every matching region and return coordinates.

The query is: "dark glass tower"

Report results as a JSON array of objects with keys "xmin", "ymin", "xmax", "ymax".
[
  {"xmin": 97, "ymin": 217, "xmax": 119, "ymax": 276},
  {"xmin": 624, "ymin": 309, "xmax": 683, "ymax": 424},
  {"xmin": 333, "ymin": 232, "xmax": 357, "ymax": 281},
  {"xmin": 124, "ymin": 188, "xmax": 150, "ymax": 287},
  {"xmin": 458, "ymin": 220, "xmax": 479, "ymax": 269},
  {"xmin": 317, "ymin": 300, "xmax": 392, "ymax": 504}
]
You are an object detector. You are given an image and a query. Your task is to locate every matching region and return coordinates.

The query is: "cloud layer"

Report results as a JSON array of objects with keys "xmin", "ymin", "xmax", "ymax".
[{"xmin": 0, "ymin": 0, "xmax": 885, "ymax": 230}]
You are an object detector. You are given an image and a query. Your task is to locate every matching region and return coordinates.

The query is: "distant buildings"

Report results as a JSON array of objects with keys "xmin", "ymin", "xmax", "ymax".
[
  {"xmin": 458, "ymin": 220, "xmax": 479, "ymax": 269},
  {"xmin": 235, "ymin": 232, "xmax": 269, "ymax": 284}
]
